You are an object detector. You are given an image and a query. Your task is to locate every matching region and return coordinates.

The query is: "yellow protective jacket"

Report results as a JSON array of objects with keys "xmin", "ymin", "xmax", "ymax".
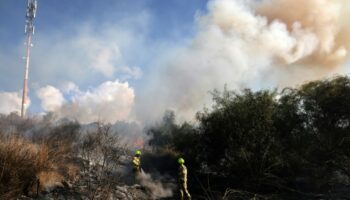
[
  {"xmin": 178, "ymin": 164, "xmax": 188, "ymax": 183},
  {"xmin": 132, "ymin": 156, "xmax": 141, "ymax": 171}
]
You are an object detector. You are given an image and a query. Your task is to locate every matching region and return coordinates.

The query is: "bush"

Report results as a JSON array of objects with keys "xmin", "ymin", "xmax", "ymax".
[
  {"xmin": 146, "ymin": 76, "xmax": 350, "ymax": 197},
  {"xmin": 0, "ymin": 118, "xmax": 81, "ymax": 198},
  {"xmin": 0, "ymin": 135, "xmax": 61, "ymax": 198}
]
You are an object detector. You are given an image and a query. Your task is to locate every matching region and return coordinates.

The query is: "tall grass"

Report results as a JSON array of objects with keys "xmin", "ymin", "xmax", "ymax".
[{"xmin": 0, "ymin": 133, "xmax": 77, "ymax": 199}]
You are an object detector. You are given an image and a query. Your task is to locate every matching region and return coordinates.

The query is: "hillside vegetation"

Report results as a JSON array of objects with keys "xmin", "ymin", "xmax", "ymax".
[
  {"xmin": 1, "ymin": 76, "xmax": 350, "ymax": 199},
  {"xmin": 147, "ymin": 76, "xmax": 350, "ymax": 199}
]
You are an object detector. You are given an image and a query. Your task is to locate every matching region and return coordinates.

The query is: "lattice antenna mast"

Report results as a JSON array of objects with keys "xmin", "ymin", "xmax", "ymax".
[{"xmin": 21, "ymin": 0, "xmax": 37, "ymax": 117}]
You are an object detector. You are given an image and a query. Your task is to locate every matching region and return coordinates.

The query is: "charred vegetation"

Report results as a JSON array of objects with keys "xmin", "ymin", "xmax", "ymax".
[{"xmin": 0, "ymin": 76, "xmax": 350, "ymax": 199}]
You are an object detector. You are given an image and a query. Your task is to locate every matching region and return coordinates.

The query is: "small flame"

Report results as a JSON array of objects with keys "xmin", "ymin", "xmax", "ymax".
[{"xmin": 133, "ymin": 137, "xmax": 144, "ymax": 149}]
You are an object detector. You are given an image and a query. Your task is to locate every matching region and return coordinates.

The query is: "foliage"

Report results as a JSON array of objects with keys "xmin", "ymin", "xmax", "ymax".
[
  {"xmin": 147, "ymin": 76, "xmax": 350, "ymax": 196},
  {"xmin": 0, "ymin": 118, "xmax": 80, "ymax": 198}
]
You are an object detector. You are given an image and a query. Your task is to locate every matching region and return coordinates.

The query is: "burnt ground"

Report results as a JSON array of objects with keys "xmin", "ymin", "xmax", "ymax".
[
  {"xmin": 16, "ymin": 154, "xmax": 350, "ymax": 200},
  {"xmin": 16, "ymin": 155, "xmax": 179, "ymax": 200}
]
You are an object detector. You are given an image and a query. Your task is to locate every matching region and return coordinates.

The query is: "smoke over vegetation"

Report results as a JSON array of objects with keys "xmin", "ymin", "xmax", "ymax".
[
  {"xmin": 0, "ymin": 91, "xmax": 28, "ymax": 115},
  {"xmin": 37, "ymin": 80, "xmax": 135, "ymax": 124},
  {"xmin": 36, "ymin": 86, "xmax": 65, "ymax": 112},
  {"xmin": 257, "ymin": 0, "xmax": 350, "ymax": 66},
  {"xmin": 136, "ymin": 171, "xmax": 173, "ymax": 199},
  {"xmin": 136, "ymin": 0, "xmax": 350, "ymax": 122},
  {"xmin": 1, "ymin": 0, "xmax": 350, "ymax": 124}
]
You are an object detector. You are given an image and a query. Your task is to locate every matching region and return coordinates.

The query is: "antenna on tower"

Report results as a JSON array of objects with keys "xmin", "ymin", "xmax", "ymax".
[{"xmin": 21, "ymin": 0, "xmax": 37, "ymax": 118}]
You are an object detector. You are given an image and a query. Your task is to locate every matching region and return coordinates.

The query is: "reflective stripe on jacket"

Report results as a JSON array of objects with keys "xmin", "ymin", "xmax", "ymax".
[
  {"xmin": 178, "ymin": 164, "xmax": 187, "ymax": 182},
  {"xmin": 132, "ymin": 156, "xmax": 140, "ymax": 169}
]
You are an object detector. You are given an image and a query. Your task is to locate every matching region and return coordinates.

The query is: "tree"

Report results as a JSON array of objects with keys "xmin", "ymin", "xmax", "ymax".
[
  {"xmin": 197, "ymin": 89, "xmax": 283, "ymax": 189},
  {"xmin": 147, "ymin": 110, "xmax": 178, "ymax": 150}
]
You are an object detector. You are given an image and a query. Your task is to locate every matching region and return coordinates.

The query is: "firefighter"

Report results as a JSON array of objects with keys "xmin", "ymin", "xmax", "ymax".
[
  {"xmin": 132, "ymin": 150, "xmax": 142, "ymax": 173},
  {"xmin": 178, "ymin": 157, "xmax": 191, "ymax": 200}
]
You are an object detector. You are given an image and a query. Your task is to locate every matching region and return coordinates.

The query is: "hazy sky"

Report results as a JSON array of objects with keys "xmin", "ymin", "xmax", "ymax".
[
  {"xmin": 0, "ymin": 0, "xmax": 208, "ymax": 114},
  {"xmin": 0, "ymin": 0, "xmax": 349, "ymax": 123}
]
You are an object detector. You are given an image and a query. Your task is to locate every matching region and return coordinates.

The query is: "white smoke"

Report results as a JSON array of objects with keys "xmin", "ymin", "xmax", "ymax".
[
  {"xmin": 8, "ymin": 0, "xmax": 349, "ymax": 124},
  {"xmin": 60, "ymin": 81, "xmax": 80, "ymax": 94},
  {"xmin": 0, "ymin": 91, "xmax": 26, "ymax": 115},
  {"xmin": 36, "ymin": 86, "xmax": 65, "ymax": 112},
  {"xmin": 135, "ymin": 0, "xmax": 350, "ymax": 122},
  {"xmin": 26, "ymin": 16, "xmax": 147, "ymax": 87},
  {"xmin": 37, "ymin": 80, "xmax": 135, "ymax": 124},
  {"xmin": 256, "ymin": 0, "xmax": 349, "ymax": 66},
  {"xmin": 75, "ymin": 35, "xmax": 142, "ymax": 78},
  {"xmin": 136, "ymin": 171, "xmax": 173, "ymax": 199}
]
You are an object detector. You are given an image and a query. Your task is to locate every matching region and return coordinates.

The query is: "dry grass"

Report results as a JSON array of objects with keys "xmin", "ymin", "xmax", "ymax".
[
  {"xmin": 64, "ymin": 164, "xmax": 80, "ymax": 182},
  {"xmin": 0, "ymin": 134, "xmax": 78, "ymax": 199},
  {"xmin": 0, "ymin": 120, "xmax": 126, "ymax": 199},
  {"xmin": 36, "ymin": 171, "xmax": 65, "ymax": 192}
]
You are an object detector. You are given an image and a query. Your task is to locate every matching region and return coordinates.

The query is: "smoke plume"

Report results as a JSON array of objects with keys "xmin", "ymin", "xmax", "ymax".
[
  {"xmin": 36, "ymin": 86, "xmax": 65, "ymax": 112},
  {"xmin": 256, "ymin": 0, "xmax": 350, "ymax": 66},
  {"xmin": 13, "ymin": 0, "xmax": 350, "ymax": 124},
  {"xmin": 37, "ymin": 80, "xmax": 134, "ymax": 123},
  {"xmin": 0, "ymin": 91, "xmax": 28, "ymax": 115},
  {"xmin": 135, "ymin": 0, "xmax": 350, "ymax": 122},
  {"xmin": 136, "ymin": 171, "xmax": 174, "ymax": 199}
]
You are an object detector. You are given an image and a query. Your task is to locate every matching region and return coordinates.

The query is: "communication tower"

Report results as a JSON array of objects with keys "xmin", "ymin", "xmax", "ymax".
[{"xmin": 21, "ymin": 0, "xmax": 37, "ymax": 117}]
